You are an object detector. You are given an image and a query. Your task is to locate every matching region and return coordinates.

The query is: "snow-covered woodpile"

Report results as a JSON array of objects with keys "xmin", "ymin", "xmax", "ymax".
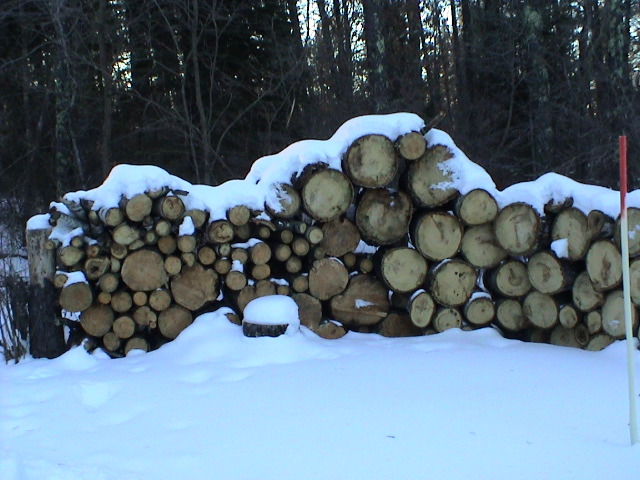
[{"xmin": 36, "ymin": 113, "xmax": 640, "ymax": 356}]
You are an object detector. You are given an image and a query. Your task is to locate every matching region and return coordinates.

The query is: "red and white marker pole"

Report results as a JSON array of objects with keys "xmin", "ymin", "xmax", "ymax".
[{"xmin": 619, "ymin": 135, "xmax": 638, "ymax": 445}]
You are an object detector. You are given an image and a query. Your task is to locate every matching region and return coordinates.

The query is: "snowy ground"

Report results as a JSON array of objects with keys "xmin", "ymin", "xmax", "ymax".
[{"xmin": 1, "ymin": 310, "xmax": 639, "ymax": 480}]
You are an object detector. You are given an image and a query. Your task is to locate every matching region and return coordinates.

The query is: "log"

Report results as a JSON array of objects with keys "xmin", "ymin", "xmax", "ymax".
[
  {"xmin": 558, "ymin": 304, "xmax": 581, "ymax": 329},
  {"xmin": 110, "ymin": 290, "xmax": 133, "ymax": 313},
  {"xmin": 285, "ymin": 255, "xmax": 303, "ymax": 274},
  {"xmin": 177, "ymin": 235, "xmax": 197, "ymax": 253},
  {"xmin": 243, "ymin": 321, "xmax": 288, "ymax": 338},
  {"xmin": 551, "ymin": 207, "xmax": 591, "ymax": 260},
  {"xmin": 58, "ymin": 245, "xmax": 85, "ymax": 267},
  {"xmin": 250, "ymin": 241, "xmax": 272, "ymax": 265},
  {"xmin": 407, "ymin": 290, "xmax": 436, "ymax": 328},
  {"xmin": 132, "ymin": 291, "xmax": 148, "ymax": 307},
  {"xmin": 59, "ymin": 281, "xmax": 93, "ymax": 313},
  {"xmin": 355, "ymin": 188, "xmax": 412, "ymax": 245},
  {"xmin": 601, "ymin": 290, "xmax": 638, "ymax": 339},
  {"xmin": 226, "ymin": 270, "xmax": 248, "ymax": 291},
  {"xmin": 155, "ymin": 195, "xmax": 185, "ymax": 221},
  {"xmin": 301, "ymin": 168, "xmax": 354, "ymax": 222},
  {"xmin": 429, "ymin": 259, "xmax": 477, "ymax": 307},
  {"xmin": 164, "ymin": 255, "xmax": 182, "ymax": 276},
  {"xmin": 231, "ymin": 247, "xmax": 250, "ymax": 264},
  {"xmin": 149, "ymin": 288, "xmax": 172, "ymax": 311},
  {"xmin": 170, "ymin": 264, "xmax": 219, "ymax": 311},
  {"xmin": 184, "ymin": 209, "xmax": 208, "ymax": 229},
  {"xmin": 110, "ymin": 243, "xmax": 128, "ymax": 260},
  {"xmin": 494, "ymin": 202, "xmax": 545, "ymax": 256},
  {"xmin": 378, "ymin": 312, "xmax": 423, "ymax": 337},
  {"xmin": 158, "ymin": 305, "xmax": 193, "ymax": 339},
  {"xmin": 615, "ymin": 207, "xmax": 640, "ymax": 257},
  {"xmin": 80, "ymin": 303, "xmax": 114, "ymax": 337},
  {"xmin": 291, "ymin": 237, "xmax": 310, "ymax": 257},
  {"xmin": 375, "ymin": 247, "xmax": 427, "ymax": 293},
  {"xmin": 404, "ymin": 145, "xmax": 457, "ymax": 207},
  {"xmin": 549, "ymin": 325, "xmax": 588, "ymax": 349},
  {"xmin": 630, "ymin": 258, "xmax": 640, "ymax": 305},
  {"xmin": 97, "ymin": 292, "xmax": 112, "ymax": 305},
  {"xmin": 522, "ymin": 291, "xmax": 558, "ymax": 329},
  {"xmin": 495, "ymin": 299, "xmax": 528, "ymax": 332},
  {"xmin": 143, "ymin": 230, "xmax": 159, "ymax": 246},
  {"xmin": 454, "ymin": 189, "xmax": 498, "ymax": 226},
  {"xmin": 84, "ymin": 256, "xmax": 111, "ymax": 280},
  {"xmin": 98, "ymin": 206, "xmax": 124, "ymax": 227},
  {"xmin": 585, "ymin": 310, "xmax": 602, "ymax": 335},
  {"xmin": 329, "ymin": 274, "xmax": 390, "ymax": 327},
  {"xmin": 527, "ymin": 250, "xmax": 576, "ymax": 295},
  {"xmin": 460, "ymin": 223, "xmax": 508, "ymax": 269},
  {"xmin": 133, "ymin": 306, "xmax": 157, "ymax": 327},
  {"xmin": 113, "ymin": 315, "xmax": 136, "ymax": 339},
  {"xmin": 292, "ymin": 293, "xmax": 323, "ymax": 330},
  {"xmin": 343, "ymin": 134, "xmax": 398, "ymax": 188},
  {"xmin": 207, "ymin": 219, "xmax": 235, "ymax": 244},
  {"xmin": 305, "ymin": 226, "xmax": 324, "ymax": 244},
  {"xmin": 487, "ymin": 259, "xmax": 532, "ymax": 298},
  {"xmin": 226, "ymin": 204, "xmax": 251, "ymax": 226},
  {"xmin": 411, "ymin": 211, "xmax": 463, "ymax": 261},
  {"xmin": 181, "ymin": 252, "xmax": 196, "ymax": 267},
  {"xmin": 396, "ymin": 131, "xmax": 426, "ymax": 160},
  {"xmin": 572, "ymin": 271, "xmax": 604, "ymax": 312},
  {"xmin": 250, "ymin": 264, "xmax": 271, "ymax": 281},
  {"xmin": 464, "ymin": 294, "xmax": 495, "ymax": 327},
  {"xmin": 124, "ymin": 336, "xmax": 150, "ymax": 355},
  {"xmin": 432, "ymin": 307, "xmax": 463, "ymax": 333},
  {"xmin": 308, "ymin": 258, "xmax": 349, "ymax": 301},
  {"xmin": 291, "ymin": 275, "xmax": 309, "ymax": 293},
  {"xmin": 319, "ymin": 217, "xmax": 361, "ymax": 257},
  {"xmin": 585, "ymin": 333, "xmax": 615, "ymax": 351},
  {"xmin": 197, "ymin": 246, "xmax": 217, "ymax": 266},
  {"xmin": 123, "ymin": 193, "xmax": 152, "ymax": 222},
  {"xmin": 154, "ymin": 219, "xmax": 173, "ymax": 237},
  {"xmin": 587, "ymin": 210, "xmax": 614, "ymax": 240},
  {"xmin": 122, "ymin": 250, "xmax": 168, "ymax": 291},
  {"xmin": 265, "ymin": 183, "xmax": 301, "ymax": 219},
  {"xmin": 102, "ymin": 332, "xmax": 121, "ymax": 352},
  {"xmin": 112, "ymin": 223, "xmax": 141, "ymax": 246},
  {"xmin": 585, "ymin": 240, "xmax": 622, "ymax": 291},
  {"xmin": 313, "ymin": 321, "xmax": 347, "ymax": 339},
  {"xmin": 274, "ymin": 243, "xmax": 292, "ymax": 262}
]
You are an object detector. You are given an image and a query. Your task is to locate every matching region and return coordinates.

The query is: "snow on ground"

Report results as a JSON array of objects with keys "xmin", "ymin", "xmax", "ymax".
[{"xmin": 1, "ymin": 312, "xmax": 639, "ymax": 480}]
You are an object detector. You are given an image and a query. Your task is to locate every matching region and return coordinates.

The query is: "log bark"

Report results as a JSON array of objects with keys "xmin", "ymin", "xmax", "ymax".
[
  {"xmin": 170, "ymin": 264, "xmax": 219, "ymax": 311},
  {"xmin": 464, "ymin": 294, "xmax": 495, "ymax": 327},
  {"xmin": 242, "ymin": 320, "xmax": 289, "ymax": 338},
  {"xmin": 343, "ymin": 134, "xmax": 398, "ymax": 188},
  {"xmin": 522, "ymin": 291, "xmax": 558, "ymax": 329},
  {"xmin": 601, "ymin": 290, "xmax": 638, "ymax": 339},
  {"xmin": 355, "ymin": 188, "xmax": 412, "ymax": 245},
  {"xmin": 158, "ymin": 305, "xmax": 193, "ymax": 339},
  {"xmin": 572, "ymin": 271, "xmax": 604, "ymax": 312},
  {"xmin": 454, "ymin": 189, "xmax": 498, "ymax": 226},
  {"xmin": 375, "ymin": 247, "xmax": 427, "ymax": 293},
  {"xmin": 320, "ymin": 217, "xmax": 361, "ymax": 257},
  {"xmin": 429, "ymin": 259, "xmax": 477, "ymax": 307},
  {"xmin": 585, "ymin": 240, "xmax": 622, "ymax": 291},
  {"xmin": 122, "ymin": 250, "xmax": 168, "ymax": 291},
  {"xmin": 301, "ymin": 168, "xmax": 354, "ymax": 222},
  {"xmin": 26, "ymin": 225, "xmax": 66, "ymax": 358},
  {"xmin": 80, "ymin": 303, "xmax": 114, "ymax": 337},
  {"xmin": 460, "ymin": 223, "xmax": 508, "ymax": 269},
  {"xmin": 487, "ymin": 259, "xmax": 532, "ymax": 298},
  {"xmin": 404, "ymin": 145, "xmax": 457, "ymax": 207},
  {"xmin": 308, "ymin": 258, "xmax": 349, "ymax": 300},
  {"xmin": 396, "ymin": 131, "xmax": 426, "ymax": 160},
  {"xmin": 494, "ymin": 202, "xmax": 545, "ymax": 256},
  {"xmin": 527, "ymin": 250, "xmax": 576, "ymax": 295},
  {"xmin": 551, "ymin": 207, "xmax": 591, "ymax": 260},
  {"xmin": 329, "ymin": 274, "xmax": 390, "ymax": 326},
  {"xmin": 378, "ymin": 312, "xmax": 423, "ymax": 337},
  {"xmin": 411, "ymin": 211, "xmax": 462, "ymax": 261}
]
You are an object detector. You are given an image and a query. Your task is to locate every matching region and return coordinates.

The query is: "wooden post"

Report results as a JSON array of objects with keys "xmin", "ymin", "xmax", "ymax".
[{"xmin": 26, "ymin": 219, "xmax": 66, "ymax": 358}]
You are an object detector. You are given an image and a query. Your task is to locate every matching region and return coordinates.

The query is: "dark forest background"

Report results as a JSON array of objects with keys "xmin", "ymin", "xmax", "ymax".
[{"xmin": 1, "ymin": 0, "xmax": 639, "ymax": 223}]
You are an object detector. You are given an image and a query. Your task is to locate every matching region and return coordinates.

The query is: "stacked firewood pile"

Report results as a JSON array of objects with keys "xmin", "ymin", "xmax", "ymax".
[{"xmin": 46, "ymin": 131, "xmax": 640, "ymax": 356}]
